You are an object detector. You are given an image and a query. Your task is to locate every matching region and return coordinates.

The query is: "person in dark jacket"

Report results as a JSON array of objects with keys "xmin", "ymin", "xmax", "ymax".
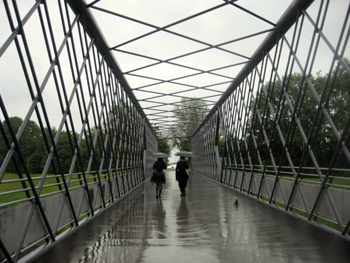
[
  {"xmin": 175, "ymin": 156, "xmax": 189, "ymax": 196},
  {"xmin": 153, "ymin": 158, "xmax": 167, "ymax": 198}
]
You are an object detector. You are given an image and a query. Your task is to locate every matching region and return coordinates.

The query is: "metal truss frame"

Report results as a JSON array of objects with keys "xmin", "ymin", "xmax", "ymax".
[
  {"xmin": 192, "ymin": 0, "xmax": 350, "ymax": 240},
  {"xmin": 0, "ymin": 0, "xmax": 349, "ymax": 262},
  {"xmin": 0, "ymin": 0, "xmax": 157, "ymax": 262},
  {"xmin": 83, "ymin": 0, "xmax": 283, "ymax": 137}
]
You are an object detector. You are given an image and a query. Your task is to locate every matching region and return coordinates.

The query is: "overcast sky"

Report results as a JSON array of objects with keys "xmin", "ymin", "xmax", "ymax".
[{"xmin": 0, "ymin": 0, "xmax": 349, "ymax": 140}]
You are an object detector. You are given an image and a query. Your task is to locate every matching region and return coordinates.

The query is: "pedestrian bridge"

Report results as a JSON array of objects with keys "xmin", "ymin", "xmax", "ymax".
[
  {"xmin": 29, "ymin": 170, "xmax": 350, "ymax": 263},
  {"xmin": 0, "ymin": 0, "xmax": 350, "ymax": 262}
]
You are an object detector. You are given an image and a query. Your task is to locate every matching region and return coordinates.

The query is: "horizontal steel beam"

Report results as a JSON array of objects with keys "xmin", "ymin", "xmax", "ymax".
[
  {"xmin": 193, "ymin": 0, "xmax": 314, "ymax": 136},
  {"xmin": 66, "ymin": 0, "xmax": 156, "ymax": 137}
]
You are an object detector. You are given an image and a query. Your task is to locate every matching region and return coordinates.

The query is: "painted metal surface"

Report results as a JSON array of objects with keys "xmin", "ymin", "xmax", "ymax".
[
  {"xmin": 192, "ymin": 0, "xmax": 350, "ymax": 238},
  {"xmin": 0, "ymin": 0, "xmax": 349, "ymax": 261}
]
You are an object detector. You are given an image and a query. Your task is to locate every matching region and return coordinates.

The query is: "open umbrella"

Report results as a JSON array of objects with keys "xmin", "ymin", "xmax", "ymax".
[
  {"xmin": 152, "ymin": 152, "xmax": 170, "ymax": 158},
  {"xmin": 174, "ymin": 151, "xmax": 194, "ymax": 157}
]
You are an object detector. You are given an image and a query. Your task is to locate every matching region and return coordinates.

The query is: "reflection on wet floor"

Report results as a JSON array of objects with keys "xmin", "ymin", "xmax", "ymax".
[{"xmin": 30, "ymin": 170, "xmax": 350, "ymax": 263}]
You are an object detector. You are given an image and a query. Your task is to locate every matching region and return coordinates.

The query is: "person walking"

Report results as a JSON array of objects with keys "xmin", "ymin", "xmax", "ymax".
[
  {"xmin": 153, "ymin": 158, "xmax": 166, "ymax": 198},
  {"xmin": 175, "ymin": 156, "xmax": 189, "ymax": 196}
]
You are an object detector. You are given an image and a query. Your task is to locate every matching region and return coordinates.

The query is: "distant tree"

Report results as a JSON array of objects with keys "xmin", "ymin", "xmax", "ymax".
[
  {"xmin": 27, "ymin": 151, "xmax": 45, "ymax": 174},
  {"xmin": 152, "ymin": 124, "xmax": 171, "ymax": 164},
  {"xmin": 0, "ymin": 116, "xmax": 92, "ymax": 175},
  {"xmin": 105, "ymin": 102, "xmax": 144, "ymax": 170},
  {"xmin": 158, "ymin": 138, "xmax": 171, "ymax": 155},
  {"xmin": 170, "ymin": 98, "xmax": 208, "ymax": 151},
  {"xmin": 0, "ymin": 117, "xmax": 42, "ymax": 173},
  {"xmin": 247, "ymin": 60, "xmax": 350, "ymax": 172}
]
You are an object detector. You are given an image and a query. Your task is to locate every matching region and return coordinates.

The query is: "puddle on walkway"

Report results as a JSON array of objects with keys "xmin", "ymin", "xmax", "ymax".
[
  {"xmin": 31, "ymin": 170, "xmax": 350, "ymax": 263},
  {"xmin": 77, "ymin": 170, "xmax": 219, "ymax": 263}
]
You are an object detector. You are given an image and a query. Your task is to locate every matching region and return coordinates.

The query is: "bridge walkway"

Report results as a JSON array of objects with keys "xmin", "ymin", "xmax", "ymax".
[{"xmin": 29, "ymin": 170, "xmax": 350, "ymax": 263}]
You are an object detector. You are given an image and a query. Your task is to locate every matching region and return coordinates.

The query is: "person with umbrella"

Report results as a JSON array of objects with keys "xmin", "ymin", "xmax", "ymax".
[
  {"xmin": 152, "ymin": 153, "xmax": 168, "ymax": 198},
  {"xmin": 175, "ymin": 153, "xmax": 191, "ymax": 196}
]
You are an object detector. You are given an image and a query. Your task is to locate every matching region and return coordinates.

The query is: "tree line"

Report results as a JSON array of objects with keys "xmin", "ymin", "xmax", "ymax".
[
  {"xmin": 0, "ymin": 118, "xmax": 95, "ymax": 174},
  {"xmin": 1, "ymin": 62, "xmax": 349, "ymax": 176},
  {"xmin": 0, "ymin": 106, "xmax": 144, "ymax": 175},
  {"xmin": 228, "ymin": 63, "xmax": 350, "ymax": 176},
  {"xmin": 170, "ymin": 62, "xmax": 349, "ymax": 176}
]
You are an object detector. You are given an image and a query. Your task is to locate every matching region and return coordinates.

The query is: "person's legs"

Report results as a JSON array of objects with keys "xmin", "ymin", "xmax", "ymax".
[
  {"xmin": 178, "ymin": 180, "xmax": 182, "ymax": 192},
  {"xmin": 156, "ymin": 182, "xmax": 160, "ymax": 197},
  {"xmin": 158, "ymin": 182, "xmax": 162, "ymax": 197},
  {"xmin": 156, "ymin": 181, "xmax": 163, "ymax": 198},
  {"xmin": 178, "ymin": 180, "xmax": 187, "ymax": 196},
  {"xmin": 182, "ymin": 181, "xmax": 187, "ymax": 195}
]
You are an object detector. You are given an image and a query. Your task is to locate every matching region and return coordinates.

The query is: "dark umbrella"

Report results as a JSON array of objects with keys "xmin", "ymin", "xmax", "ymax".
[
  {"xmin": 174, "ymin": 151, "xmax": 194, "ymax": 157},
  {"xmin": 152, "ymin": 152, "xmax": 170, "ymax": 158}
]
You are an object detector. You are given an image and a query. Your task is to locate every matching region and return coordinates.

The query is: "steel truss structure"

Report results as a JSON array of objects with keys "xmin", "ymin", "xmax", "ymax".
[
  {"xmin": 0, "ymin": 0, "xmax": 158, "ymax": 262},
  {"xmin": 193, "ymin": 0, "xmax": 350, "ymax": 242},
  {"xmin": 0, "ymin": 0, "xmax": 349, "ymax": 262}
]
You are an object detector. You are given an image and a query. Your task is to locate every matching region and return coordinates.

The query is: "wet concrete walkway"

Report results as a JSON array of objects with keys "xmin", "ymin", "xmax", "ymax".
[{"xmin": 30, "ymin": 170, "xmax": 350, "ymax": 263}]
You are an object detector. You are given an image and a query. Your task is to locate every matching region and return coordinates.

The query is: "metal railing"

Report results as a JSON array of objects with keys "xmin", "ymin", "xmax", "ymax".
[
  {"xmin": 0, "ymin": 0, "xmax": 349, "ymax": 262},
  {"xmin": 192, "ymin": 0, "xmax": 350, "ymax": 239},
  {"xmin": 0, "ymin": 0, "xmax": 157, "ymax": 262}
]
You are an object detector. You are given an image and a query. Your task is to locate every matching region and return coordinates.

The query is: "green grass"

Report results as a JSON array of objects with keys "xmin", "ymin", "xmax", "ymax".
[
  {"xmin": 253, "ymin": 173, "xmax": 350, "ymax": 189},
  {"xmin": 224, "ymin": 174, "xmax": 349, "ymax": 233},
  {"xmin": 0, "ymin": 173, "xmax": 115, "ymax": 208},
  {"xmin": 284, "ymin": 175, "xmax": 350, "ymax": 190},
  {"xmin": 256, "ymin": 193, "xmax": 342, "ymax": 232}
]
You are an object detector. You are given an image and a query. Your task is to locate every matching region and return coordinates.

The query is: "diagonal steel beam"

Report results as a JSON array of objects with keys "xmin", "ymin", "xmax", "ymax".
[{"xmin": 194, "ymin": 0, "xmax": 315, "ymax": 136}]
